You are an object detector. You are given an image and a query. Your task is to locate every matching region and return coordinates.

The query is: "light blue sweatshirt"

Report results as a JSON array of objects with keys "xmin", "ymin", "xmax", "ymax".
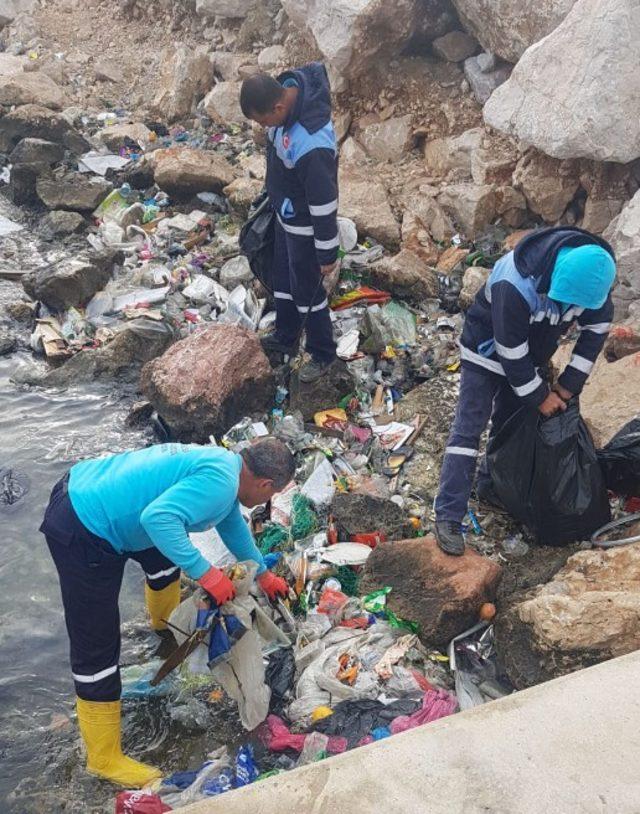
[{"xmin": 68, "ymin": 444, "xmax": 266, "ymax": 579}]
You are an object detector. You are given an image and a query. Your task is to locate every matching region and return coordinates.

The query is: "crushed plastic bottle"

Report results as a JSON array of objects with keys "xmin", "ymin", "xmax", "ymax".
[{"xmin": 501, "ymin": 535, "xmax": 529, "ymax": 557}]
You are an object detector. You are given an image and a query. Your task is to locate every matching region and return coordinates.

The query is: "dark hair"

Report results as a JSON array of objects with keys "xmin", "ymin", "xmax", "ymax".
[
  {"xmin": 240, "ymin": 73, "xmax": 285, "ymax": 118},
  {"xmin": 240, "ymin": 437, "xmax": 295, "ymax": 490}
]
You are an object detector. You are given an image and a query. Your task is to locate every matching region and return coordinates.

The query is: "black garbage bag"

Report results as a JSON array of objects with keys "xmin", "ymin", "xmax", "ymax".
[
  {"xmin": 487, "ymin": 399, "xmax": 610, "ymax": 546},
  {"xmin": 310, "ymin": 698, "xmax": 419, "ymax": 748},
  {"xmin": 238, "ymin": 191, "xmax": 275, "ymax": 294},
  {"xmin": 265, "ymin": 647, "xmax": 296, "ymax": 715},
  {"xmin": 597, "ymin": 417, "xmax": 640, "ymax": 497}
]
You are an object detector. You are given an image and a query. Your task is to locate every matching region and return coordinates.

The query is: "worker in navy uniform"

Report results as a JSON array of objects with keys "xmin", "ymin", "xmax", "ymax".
[
  {"xmin": 434, "ymin": 226, "xmax": 616, "ymax": 556},
  {"xmin": 240, "ymin": 63, "xmax": 339, "ymax": 383}
]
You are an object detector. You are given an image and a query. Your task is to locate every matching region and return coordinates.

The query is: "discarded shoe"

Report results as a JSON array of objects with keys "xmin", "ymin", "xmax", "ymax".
[
  {"xmin": 299, "ymin": 357, "xmax": 335, "ymax": 383},
  {"xmin": 434, "ymin": 521, "xmax": 465, "ymax": 556}
]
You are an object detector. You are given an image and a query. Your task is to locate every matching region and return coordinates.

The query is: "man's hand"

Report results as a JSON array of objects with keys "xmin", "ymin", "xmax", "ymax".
[
  {"xmin": 538, "ymin": 391, "xmax": 568, "ymax": 417},
  {"xmin": 198, "ymin": 567, "xmax": 236, "ymax": 605},
  {"xmin": 554, "ymin": 384, "xmax": 573, "ymax": 401},
  {"xmin": 257, "ymin": 570, "xmax": 288, "ymax": 601},
  {"xmin": 320, "ymin": 260, "xmax": 339, "ymax": 276}
]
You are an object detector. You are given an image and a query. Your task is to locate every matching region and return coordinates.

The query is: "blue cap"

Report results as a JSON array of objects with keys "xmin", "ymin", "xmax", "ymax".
[{"xmin": 548, "ymin": 245, "xmax": 616, "ymax": 310}]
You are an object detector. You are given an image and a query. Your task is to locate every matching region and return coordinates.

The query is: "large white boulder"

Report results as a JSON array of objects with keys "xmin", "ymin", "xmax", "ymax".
[
  {"xmin": 604, "ymin": 190, "xmax": 640, "ymax": 319},
  {"xmin": 280, "ymin": 0, "xmax": 421, "ymax": 87},
  {"xmin": 450, "ymin": 0, "xmax": 576, "ymax": 64},
  {"xmin": 484, "ymin": 0, "xmax": 640, "ymax": 164}
]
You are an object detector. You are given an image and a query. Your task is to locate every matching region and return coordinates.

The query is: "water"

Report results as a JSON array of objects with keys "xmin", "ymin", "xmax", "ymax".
[{"xmin": 0, "ymin": 350, "xmax": 248, "ymax": 813}]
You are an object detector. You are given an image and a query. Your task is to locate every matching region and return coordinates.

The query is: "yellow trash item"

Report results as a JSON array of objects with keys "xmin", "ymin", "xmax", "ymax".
[
  {"xmin": 310, "ymin": 705, "xmax": 334, "ymax": 723},
  {"xmin": 76, "ymin": 698, "xmax": 161, "ymax": 788},
  {"xmin": 144, "ymin": 579, "xmax": 180, "ymax": 631},
  {"xmin": 313, "ymin": 408, "xmax": 347, "ymax": 427}
]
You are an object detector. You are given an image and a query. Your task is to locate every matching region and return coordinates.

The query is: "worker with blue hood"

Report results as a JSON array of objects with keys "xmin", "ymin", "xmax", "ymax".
[
  {"xmin": 435, "ymin": 226, "xmax": 617, "ymax": 556},
  {"xmin": 240, "ymin": 63, "xmax": 339, "ymax": 383}
]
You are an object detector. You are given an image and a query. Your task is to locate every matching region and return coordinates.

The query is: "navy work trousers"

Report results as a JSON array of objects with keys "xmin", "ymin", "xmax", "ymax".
[
  {"xmin": 40, "ymin": 475, "xmax": 180, "ymax": 702},
  {"xmin": 435, "ymin": 366, "xmax": 522, "ymax": 524},
  {"xmin": 272, "ymin": 217, "xmax": 337, "ymax": 363}
]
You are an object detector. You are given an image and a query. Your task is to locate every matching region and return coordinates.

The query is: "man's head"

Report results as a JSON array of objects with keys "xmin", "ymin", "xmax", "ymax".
[
  {"xmin": 240, "ymin": 73, "xmax": 292, "ymax": 128},
  {"xmin": 548, "ymin": 244, "xmax": 616, "ymax": 310},
  {"xmin": 238, "ymin": 437, "xmax": 295, "ymax": 507}
]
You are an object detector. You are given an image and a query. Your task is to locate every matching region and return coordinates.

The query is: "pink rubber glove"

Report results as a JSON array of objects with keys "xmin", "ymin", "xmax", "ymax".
[
  {"xmin": 198, "ymin": 567, "xmax": 236, "ymax": 605},
  {"xmin": 257, "ymin": 571, "xmax": 288, "ymax": 601}
]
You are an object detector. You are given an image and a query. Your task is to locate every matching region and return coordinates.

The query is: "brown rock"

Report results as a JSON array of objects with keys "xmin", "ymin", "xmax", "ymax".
[
  {"xmin": 502, "ymin": 228, "xmax": 532, "ymax": 252},
  {"xmin": 154, "ymin": 147, "xmax": 237, "ymax": 198},
  {"xmin": 603, "ymin": 323, "xmax": 640, "ymax": 361},
  {"xmin": 436, "ymin": 246, "xmax": 468, "ymax": 273},
  {"xmin": 202, "ymin": 81, "xmax": 244, "ymax": 125},
  {"xmin": 361, "ymin": 536, "xmax": 502, "ymax": 648},
  {"xmin": 512, "ymin": 149, "xmax": 581, "ymax": 222},
  {"xmin": 400, "ymin": 211, "xmax": 440, "ymax": 266},
  {"xmin": 96, "ymin": 122, "xmax": 151, "ymax": 152},
  {"xmin": 0, "ymin": 104, "xmax": 90, "ymax": 154},
  {"xmin": 471, "ymin": 136, "xmax": 518, "ymax": 186},
  {"xmin": 437, "ymin": 182, "xmax": 498, "ymax": 238},
  {"xmin": 495, "ymin": 185, "xmax": 528, "ymax": 228},
  {"xmin": 22, "ymin": 252, "xmax": 114, "ymax": 312},
  {"xmin": 496, "ymin": 544, "xmax": 640, "ymax": 689},
  {"xmin": 432, "ymin": 29, "xmax": 478, "ymax": 62},
  {"xmin": 423, "ymin": 127, "xmax": 483, "ymax": 180},
  {"xmin": 339, "ymin": 136, "xmax": 367, "ymax": 165},
  {"xmin": 36, "ymin": 172, "xmax": 111, "ymax": 211},
  {"xmin": 358, "ymin": 115, "xmax": 415, "ymax": 163},
  {"xmin": 369, "ymin": 250, "xmax": 439, "ymax": 305},
  {"xmin": 580, "ymin": 162, "xmax": 630, "ymax": 235},
  {"xmin": 223, "ymin": 176, "xmax": 264, "ymax": 216},
  {"xmin": 0, "ymin": 71, "xmax": 67, "ymax": 110},
  {"xmin": 402, "ymin": 188, "xmax": 456, "ymax": 243},
  {"xmin": 211, "ymin": 51, "xmax": 258, "ymax": 82},
  {"xmin": 459, "ymin": 266, "xmax": 490, "ymax": 309},
  {"xmin": 141, "ymin": 324, "xmax": 275, "ymax": 442},
  {"xmin": 150, "ymin": 46, "xmax": 213, "ymax": 123},
  {"xmin": 338, "ymin": 166, "xmax": 400, "ymax": 248}
]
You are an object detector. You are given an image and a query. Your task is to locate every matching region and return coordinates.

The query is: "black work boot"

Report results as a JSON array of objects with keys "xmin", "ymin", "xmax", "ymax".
[
  {"xmin": 260, "ymin": 331, "xmax": 299, "ymax": 357},
  {"xmin": 435, "ymin": 520, "xmax": 465, "ymax": 556},
  {"xmin": 299, "ymin": 357, "xmax": 335, "ymax": 383}
]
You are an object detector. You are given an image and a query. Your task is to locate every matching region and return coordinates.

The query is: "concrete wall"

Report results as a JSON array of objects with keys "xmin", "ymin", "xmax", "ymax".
[{"xmin": 180, "ymin": 651, "xmax": 640, "ymax": 814}]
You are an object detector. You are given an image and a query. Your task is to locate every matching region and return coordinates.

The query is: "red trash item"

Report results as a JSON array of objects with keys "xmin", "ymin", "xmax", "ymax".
[
  {"xmin": 389, "ymin": 689, "xmax": 458, "ymax": 735},
  {"xmin": 351, "ymin": 531, "xmax": 386, "ymax": 548},
  {"xmin": 260, "ymin": 715, "xmax": 347, "ymax": 754},
  {"xmin": 339, "ymin": 616, "xmax": 370, "ymax": 629},
  {"xmin": 317, "ymin": 588, "xmax": 349, "ymax": 620},
  {"xmin": 115, "ymin": 791, "xmax": 172, "ymax": 814},
  {"xmin": 624, "ymin": 496, "xmax": 640, "ymax": 513}
]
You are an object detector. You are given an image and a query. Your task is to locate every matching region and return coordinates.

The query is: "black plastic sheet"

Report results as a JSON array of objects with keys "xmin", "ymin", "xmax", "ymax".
[
  {"xmin": 239, "ymin": 193, "xmax": 274, "ymax": 295},
  {"xmin": 597, "ymin": 417, "xmax": 640, "ymax": 497}
]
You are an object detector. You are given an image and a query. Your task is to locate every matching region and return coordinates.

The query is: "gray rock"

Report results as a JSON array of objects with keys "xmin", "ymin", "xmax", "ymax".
[
  {"xmin": 41, "ymin": 210, "xmax": 85, "ymax": 238},
  {"xmin": 463, "ymin": 54, "xmax": 511, "ymax": 104},
  {"xmin": 280, "ymin": 0, "xmax": 422, "ymax": 88},
  {"xmin": 289, "ymin": 361, "xmax": 354, "ymax": 422},
  {"xmin": 9, "ymin": 137, "xmax": 64, "ymax": 167},
  {"xmin": 0, "ymin": 331, "xmax": 17, "ymax": 356},
  {"xmin": 450, "ymin": 0, "xmax": 577, "ymax": 63},
  {"xmin": 604, "ymin": 190, "xmax": 640, "ymax": 319},
  {"xmin": 195, "ymin": 0, "xmax": 255, "ymax": 17},
  {"xmin": 476, "ymin": 51, "xmax": 498, "ymax": 73},
  {"xmin": 358, "ymin": 115, "xmax": 415, "ymax": 163},
  {"xmin": 331, "ymin": 493, "xmax": 414, "ymax": 539},
  {"xmin": 0, "ymin": 71, "xmax": 68, "ymax": 110},
  {"xmin": 512, "ymin": 149, "xmax": 581, "ymax": 222},
  {"xmin": 43, "ymin": 320, "xmax": 174, "ymax": 386},
  {"xmin": 219, "ymin": 255, "xmax": 253, "ymax": 288},
  {"xmin": 0, "ymin": 104, "xmax": 90, "ymax": 155},
  {"xmin": 423, "ymin": 127, "xmax": 483, "ymax": 179},
  {"xmin": 432, "ymin": 30, "xmax": 478, "ymax": 62},
  {"xmin": 339, "ymin": 166, "xmax": 400, "ymax": 248},
  {"xmin": 150, "ymin": 45, "xmax": 213, "ymax": 124},
  {"xmin": 437, "ymin": 183, "xmax": 498, "ymax": 238},
  {"xmin": 257, "ymin": 44, "xmax": 286, "ymax": 71},
  {"xmin": 22, "ymin": 252, "xmax": 115, "ymax": 312},
  {"xmin": 9, "ymin": 163, "xmax": 39, "ymax": 206},
  {"xmin": 36, "ymin": 172, "xmax": 111, "ymax": 212},
  {"xmin": 0, "ymin": 0, "xmax": 36, "ymax": 26},
  {"xmin": 484, "ymin": 0, "xmax": 640, "ymax": 163},
  {"xmin": 201, "ymin": 81, "xmax": 244, "ymax": 125}
]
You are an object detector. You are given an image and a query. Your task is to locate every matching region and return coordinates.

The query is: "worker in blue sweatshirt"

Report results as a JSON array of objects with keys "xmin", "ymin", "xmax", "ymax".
[
  {"xmin": 240, "ymin": 63, "xmax": 339, "ymax": 383},
  {"xmin": 435, "ymin": 226, "xmax": 617, "ymax": 556},
  {"xmin": 40, "ymin": 438, "xmax": 293, "ymax": 788}
]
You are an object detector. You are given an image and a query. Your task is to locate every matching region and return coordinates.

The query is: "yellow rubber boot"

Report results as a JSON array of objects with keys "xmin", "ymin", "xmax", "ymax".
[
  {"xmin": 144, "ymin": 579, "xmax": 180, "ymax": 631},
  {"xmin": 76, "ymin": 698, "xmax": 161, "ymax": 788}
]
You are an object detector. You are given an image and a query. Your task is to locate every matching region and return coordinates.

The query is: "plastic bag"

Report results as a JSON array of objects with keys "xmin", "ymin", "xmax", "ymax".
[
  {"xmin": 361, "ymin": 301, "xmax": 417, "ymax": 353},
  {"xmin": 260, "ymin": 715, "xmax": 347, "ymax": 754},
  {"xmin": 300, "ymin": 458, "xmax": 335, "ymax": 509},
  {"xmin": 239, "ymin": 192, "xmax": 274, "ymax": 293},
  {"xmin": 388, "ymin": 689, "xmax": 458, "ymax": 734},
  {"xmin": 487, "ymin": 400, "xmax": 611, "ymax": 546},
  {"xmin": 265, "ymin": 648, "xmax": 296, "ymax": 714},
  {"xmin": 311, "ymin": 697, "xmax": 419, "ymax": 748},
  {"xmin": 115, "ymin": 791, "xmax": 172, "ymax": 814},
  {"xmin": 597, "ymin": 417, "xmax": 640, "ymax": 497}
]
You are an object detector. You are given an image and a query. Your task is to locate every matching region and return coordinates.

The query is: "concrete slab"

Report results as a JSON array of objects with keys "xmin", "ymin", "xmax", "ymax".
[{"xmin": 179, "ymin": 650, "xmax": 640, "ymax": 814}]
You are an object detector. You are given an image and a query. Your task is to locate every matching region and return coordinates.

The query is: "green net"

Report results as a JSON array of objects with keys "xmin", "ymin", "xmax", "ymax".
[
  {"xmin": 256, "ymin": 523, "xmax": 289, "ymax": 556},
  {"xmin": 335, "ymin": 565, "xmax": 360, "ymax": 596},
  {"xmin": 290, "ymin": 494, "xmax": 318, "ymax": 540}
]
